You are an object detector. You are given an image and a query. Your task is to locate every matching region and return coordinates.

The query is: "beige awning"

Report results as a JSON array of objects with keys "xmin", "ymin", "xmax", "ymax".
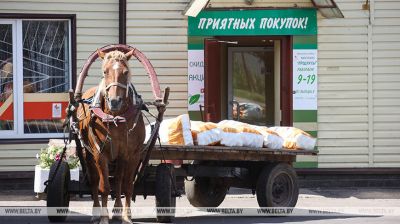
[
  {"xmin": 183, "ymin": 0, "xmax": 210, "ymax": 17},
  {"xmin": 311, "ymin": 0, "xmax": 344, "ymax": 18}
]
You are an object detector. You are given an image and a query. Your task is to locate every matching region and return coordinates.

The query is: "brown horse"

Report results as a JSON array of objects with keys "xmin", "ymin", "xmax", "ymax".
[{"xmin": 77, "ymin": 50, "xmax": 145, "ymax": 224}]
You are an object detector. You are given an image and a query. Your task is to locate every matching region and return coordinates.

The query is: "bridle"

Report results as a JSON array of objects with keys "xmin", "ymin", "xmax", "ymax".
[
  {"xmin": 90, "ymin": 58, "xmax": 139, "ymax": 124},
  {"xmin": 101, "ymin": 60, "xmax": 136, "ymax": 107}
]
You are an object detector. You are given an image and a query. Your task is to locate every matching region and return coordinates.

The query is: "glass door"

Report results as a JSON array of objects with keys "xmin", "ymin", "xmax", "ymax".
[
  {"xmin": 0, "ymin": 21, "xmax": 17, "ymax": 134},
  {"xmin": 228, "ymin": 47, "xmax": 275, "ymax": 126}
]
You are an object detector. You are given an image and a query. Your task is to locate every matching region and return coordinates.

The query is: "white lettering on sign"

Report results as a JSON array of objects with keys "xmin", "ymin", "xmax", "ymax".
[
  {"xmin": 249, "ymin": 18, "xmax": 256, "ymax": 29},
  {"xmin": 258, "ymin": 17, "xmax": 309, "ymax": 30},
  {"xmin": 198, "ymin": 17, "xmax": 265, "ymax": 31},
  {"xmin": 220, "ymin": 18, "xmax": 227, "ymax": 29}
]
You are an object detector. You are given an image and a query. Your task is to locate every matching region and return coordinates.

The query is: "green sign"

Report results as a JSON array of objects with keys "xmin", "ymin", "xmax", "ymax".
[{"xmin": 188, "ymin": 9, "xmax": 317, "ymax": 36}]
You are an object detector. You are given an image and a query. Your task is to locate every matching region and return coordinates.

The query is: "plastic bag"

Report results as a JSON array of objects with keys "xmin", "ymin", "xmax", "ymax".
[
  {"xmin": 218, "ymin": 120, "xmax": 264, "ymax": 148},
  {"xmin": 268, "ymin": 126, "xmax": 316, "ymax": 150},
  {"xmin": 145, "ymin": 114, "xmax": 193, "ymax": 145},
  {"xmin": 191, "ymin": 121, "xmax": 221, "ymax": 146},
  {"xmin": 252, "ymin": 126, "xmax": 284, "ymax": 150}
]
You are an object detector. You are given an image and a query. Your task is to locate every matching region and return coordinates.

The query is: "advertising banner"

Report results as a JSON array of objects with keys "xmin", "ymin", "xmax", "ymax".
[
  {"xmin": 189, "ymin": 9, "xmax": 317, "ymax": 36},
  {"xmin": 293, "ymin": 49, "xmax": 318, "ymax": 110},
  {"xmin": 188, "ymin": 50, "xmax": 205, "ymax": 111}
]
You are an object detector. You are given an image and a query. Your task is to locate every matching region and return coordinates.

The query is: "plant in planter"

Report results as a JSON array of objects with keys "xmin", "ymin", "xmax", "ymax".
[{"xmin": 34, "ymin": 142, "xmax": 80, "ymax": 193}]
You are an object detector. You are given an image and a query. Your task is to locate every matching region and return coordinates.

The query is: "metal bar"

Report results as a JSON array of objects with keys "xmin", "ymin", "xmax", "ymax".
[
  {"xmin": 22, "ymin": 21, "xmax": 30, "ymax": 44},
  {"xmin": 23, "ymin": 47, "xmax": 64, "ymax": 62},
  {"xmin": 23, "ymin": 56, "xmax": 64, "ymax": 71},
  {"xmin": 37, "ymin": 82, "xmax": 67, "ymax": 93},
  {"xmin": 56, "ymin": 35, "xmax": 65, "ymax": 59},
  {"xmin": 39, "ymin": 22, "xmax": 50, "ymax": 53},
  {"xmin": 0, "ymin": 40, "xmax": 12, "ymax": 47},
  {"xmin": 3, "ymin": 26, "xmax": 8, "ymax": 42},
  {"xmin": 30, "ymin": 21, "xmax": 40, "ymax": 51},
  {"xmin": 48, "ymin": 22, "xmax": 60, "ymax": 57}
]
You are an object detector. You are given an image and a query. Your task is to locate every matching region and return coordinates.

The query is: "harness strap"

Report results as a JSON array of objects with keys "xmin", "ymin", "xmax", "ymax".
[
  {"xmin": 91, "ymin": 107, "xmax": 129, "ymax": 123},
  {"xmin": 88, "ymin": 117, "xmax": 114, "ymax": 159},
  {"xmin": 105, "ymin": 82, "xmax": 127, "ymax": 90},
  {"xmin": 89, "ymin": 81, "xmax": 141, "ymax": 124}
]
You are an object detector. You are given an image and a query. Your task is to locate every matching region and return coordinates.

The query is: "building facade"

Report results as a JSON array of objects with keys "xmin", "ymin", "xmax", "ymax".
[{"xmin": 0, "ymin": 0, "xmax": 399, "ymax": 172}]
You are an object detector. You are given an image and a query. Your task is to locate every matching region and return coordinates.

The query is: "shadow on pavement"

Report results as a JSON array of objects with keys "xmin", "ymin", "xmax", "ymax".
[{"xmin": 300, "ymin": 188, "xmax": 400, "ymax": 199}]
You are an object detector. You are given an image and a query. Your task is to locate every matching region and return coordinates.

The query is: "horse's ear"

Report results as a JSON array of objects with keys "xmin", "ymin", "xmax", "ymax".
[
  {"xmin": 125, "ymin": 50, "xmax": 135, "ymax": 61},
  {"xmin": 97, "ymin": 49, "xmax": 105, "ymax": 60}
]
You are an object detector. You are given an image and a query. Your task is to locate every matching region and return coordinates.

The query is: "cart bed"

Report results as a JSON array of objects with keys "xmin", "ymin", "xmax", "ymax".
[{"xmin": 150, "ymin": 145, "xmax": 317, "ymax": 162}]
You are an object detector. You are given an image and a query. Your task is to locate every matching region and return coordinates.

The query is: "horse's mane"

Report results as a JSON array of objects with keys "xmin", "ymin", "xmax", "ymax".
[{"xmin": 102, "ymin": 51, "xmax": 129, "ymax": 68}]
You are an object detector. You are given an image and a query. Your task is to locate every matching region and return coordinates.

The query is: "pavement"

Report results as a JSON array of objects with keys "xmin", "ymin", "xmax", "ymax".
[{"xmin": 0, "ymin": 188, "xmax": 399, "ymax": 224}]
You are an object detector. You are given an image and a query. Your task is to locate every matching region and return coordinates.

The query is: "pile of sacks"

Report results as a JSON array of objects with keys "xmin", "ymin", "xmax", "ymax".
[{"xmin": 145, "ymin": 114, "xmax": 316, "ymax": 150}]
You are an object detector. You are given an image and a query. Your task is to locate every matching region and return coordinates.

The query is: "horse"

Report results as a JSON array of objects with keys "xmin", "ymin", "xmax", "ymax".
[{"xmin": 77, "ymin": 49, "xmax": 145, "ymax": 224}]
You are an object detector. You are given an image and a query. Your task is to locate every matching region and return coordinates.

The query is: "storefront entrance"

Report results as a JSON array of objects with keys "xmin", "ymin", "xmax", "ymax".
[
  {"xmin": 204, "ymin": 36, "xmax": 292, "ymax": 126},
  {"xmin": 228, "ymin": 47, "xmax": 277, "ymax": 126}
]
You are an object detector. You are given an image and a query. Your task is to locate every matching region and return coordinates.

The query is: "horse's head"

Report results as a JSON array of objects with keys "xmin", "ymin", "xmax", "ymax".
[{"xmin": 97, "ymin": 49, "xmax": 134, "ymax": 114}]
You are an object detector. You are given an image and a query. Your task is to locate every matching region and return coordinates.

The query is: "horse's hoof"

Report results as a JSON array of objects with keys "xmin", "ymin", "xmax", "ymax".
[
  {"xmin": 112, "ymin": 207, "xmax": 123, "ymax": 220},
  {"xmin": 112, "ymin": 215, "xmax": 122, "ymax": 221},
  {"xmin": 121, "ymin": 216, "xmax": 133, "ymax": 224},
  {"xmin": 90, "ymin": 216, "xmax": 101, "ymax": 224},
  {"xmin": 99, "ymin": 216, "xmax": 109, "ymax": 224}
]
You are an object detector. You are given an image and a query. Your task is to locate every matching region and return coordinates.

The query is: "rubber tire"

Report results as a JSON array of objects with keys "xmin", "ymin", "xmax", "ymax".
[
  {"xmin": 256, "ymin": 163, "xmax": 299, "ymax": 207},
  {"xmin": 185, "ymin": 177, "xmax": 228, "ymax": 208},
  {"xmin": 155, "ymin": 163, "xmax": 176, "ymax": 223},
  {"xmin": 47, "ymin": 161, "xmax": 70, "ymax": 222}
]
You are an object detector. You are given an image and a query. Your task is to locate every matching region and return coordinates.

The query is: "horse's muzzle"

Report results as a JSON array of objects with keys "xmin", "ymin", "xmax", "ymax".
[{"xmin": 108, "ymin": 96, "xmax": 123, "ymax": 112}]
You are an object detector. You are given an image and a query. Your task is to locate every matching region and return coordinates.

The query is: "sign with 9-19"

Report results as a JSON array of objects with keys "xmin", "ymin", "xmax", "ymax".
[{"xmin": 293, "ymin": 50, "xmax": 317, "ymax": 110}]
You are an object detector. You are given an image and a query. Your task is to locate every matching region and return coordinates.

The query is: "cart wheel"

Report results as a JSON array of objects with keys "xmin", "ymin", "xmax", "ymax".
[
  {"xmin": 185, "ymin": 177, "xmax": 228, "ymax": 207},
  {"xmin": 256, "ymin": 163, "xmax": 299, "ymax": 207},
  {"xmin": 47, "ymin": 161, "xmax": 70, "ymax": 222},
  {"xmin": 155, "ymin": 163, "xmax": 176, "ymax": 223}
]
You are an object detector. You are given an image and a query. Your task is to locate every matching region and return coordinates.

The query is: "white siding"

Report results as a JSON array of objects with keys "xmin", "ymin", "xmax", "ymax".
[
  {"xmin": 0, "ymin": 0, "xmax": 119, "ymax": 171},
  {"xmin": 318, "ymin": 0, "xmax": 400, "ymax": 168},
  {"xmin": 126, "ymin": 0, "xmax": 190, "ymax": 118},
  {"xmin": 372, "ymin": 0, "xmax": 400, "ymax": 167},
  {"xmin": 317, "ymin": 0, "xmax": 370, "ymax": 168}
]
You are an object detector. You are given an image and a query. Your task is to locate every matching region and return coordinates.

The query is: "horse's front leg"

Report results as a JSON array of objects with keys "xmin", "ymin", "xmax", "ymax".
[
  {"xmin": 86, "ymin": 158, "xmax": 101, "ymax": 224},
  {"xmin": 96, "ymin": 158, "xmax": 110, "ymax": 224},
  {"xmin": 112, "ymin": 156, "xmax": 124, "ymax": 220},
  {"xmin": 121, "ymin": 156, "xmax": 140, "ymax": 224}
]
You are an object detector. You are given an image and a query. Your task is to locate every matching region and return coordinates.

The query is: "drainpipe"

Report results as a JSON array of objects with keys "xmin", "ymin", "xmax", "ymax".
[
  {"xmin": 367, "ymin": 0, "xmax": 375, "ymax": 166},
  {"xmin": 119, "ymin": 0, "xmax": 127, "ymax": 44}
]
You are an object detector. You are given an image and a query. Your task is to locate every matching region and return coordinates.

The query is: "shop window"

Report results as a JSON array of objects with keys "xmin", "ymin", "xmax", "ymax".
[{"xmin": 0, "ymin": 19, "xmax": 71, "ymax": 139}]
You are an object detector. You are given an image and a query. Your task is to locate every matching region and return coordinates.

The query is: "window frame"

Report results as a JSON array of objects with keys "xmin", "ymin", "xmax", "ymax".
[
  {"xmin": 0, "ymin": 20, "xmax": 18, "ymax": 137},
  {"xmin": 0, "ymin": 14, "xmax": 76, "ymax": 141}
]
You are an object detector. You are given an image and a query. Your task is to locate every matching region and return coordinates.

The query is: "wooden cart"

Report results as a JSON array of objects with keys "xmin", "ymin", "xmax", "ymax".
[{"xmin": 47, "ymin": 143, "xmax": 316, "ymax": 223}]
